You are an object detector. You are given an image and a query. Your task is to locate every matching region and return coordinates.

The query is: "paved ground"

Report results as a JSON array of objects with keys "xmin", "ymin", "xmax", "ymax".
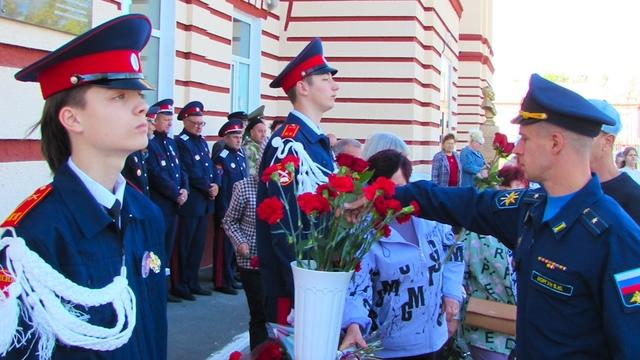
[{"xmin": 167, "ymin": 269, "xmax": 249, "ymax": 360}]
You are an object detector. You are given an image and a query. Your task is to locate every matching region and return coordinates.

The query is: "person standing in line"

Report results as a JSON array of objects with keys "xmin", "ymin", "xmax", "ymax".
[
  {"xmin": 431, "ymin": 133, "xmax": 462, "ymax": 187},
  {"xmin": 588, "ymin": 99, "xmax": 640, "ymax": 224},
  {"xmin": 459, "ymin": 130, "xmax": 488, "ymax": 187},
  {"xmin": 2, "ymin": 14, "xmax": 167, "ymax": 358},
  {"xmin": 146, "ymin": 98, "xmax": 190, "ymax": 303},
  {"xmin": 256, "ymin": 38, "xmax": 339, "ymax": 324},
  {"xmin": 121, "ymin": 107, "xmax": 155, "ymax": 196},
  {"xmin": 334, "ymin": 138, "xmax": 363, "ymax": 158},
  {"xmin": 173, "ymin": 101, "xmax": 219, "ymax": 300},
  {"xmin": 243, "ymin": 116, "xmax": 267, "ymax": 177},
  {"xmin": 213, "ymin": 118, "xmax": 248, "ymax": 295},
  {"xmin": 620, "ymin": 146, "xmax": 640, "ymax": 184}
]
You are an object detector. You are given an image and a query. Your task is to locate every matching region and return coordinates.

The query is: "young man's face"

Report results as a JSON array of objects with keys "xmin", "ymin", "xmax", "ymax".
[
  {"xmin": 184, "ymin": 115, "xmax": 205, "ymax": 135},
  {"xmin": 155, "ymin": 113, "xmax": 173, "ymax": 133},
  {"xmin": 304, "ymin": 73, "xmax": 339, "ymax": 113},
  {"xmin": 74, "ymin": 87, "xmax": 148, "ymax": 154},
  {"xmin": 514, "ymin": 123, "xmax": 552, "ymax": 183},
  {"xmin": 224, "ymin": 133, "xmax": 243, "ymax": 150}
]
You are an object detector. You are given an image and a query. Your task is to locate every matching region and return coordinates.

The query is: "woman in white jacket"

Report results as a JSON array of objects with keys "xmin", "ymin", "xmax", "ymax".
[{"xmin": 340, "ymin": 150, "xmax": 465, "ymax": 360}]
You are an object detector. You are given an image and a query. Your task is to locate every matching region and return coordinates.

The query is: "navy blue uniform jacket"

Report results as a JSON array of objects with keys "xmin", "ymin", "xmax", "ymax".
[
  {"xmin": 256, "ymin": 112, "xmax": 335, "ymax": 298},
  {"xmin": 147, "ymin": 132, "xmax": 188, "ymax": 216},
  {"xmin": 174, "ymin": 130, "xmax": 218, "ymax": 217},
  {"xmin": 4, "ymin": 162, "xmax": 167, "ymax": 359},
  {"xmin": 121, "ymin": 150, "xmax": 149, "ymax": 196},
  {"xmin": 214, "ymin": 146, "xmax": 248, "ymax": 220},
  {"xmin": 395, "ymin": 176, "xmax": 640, "ymax": 359}
]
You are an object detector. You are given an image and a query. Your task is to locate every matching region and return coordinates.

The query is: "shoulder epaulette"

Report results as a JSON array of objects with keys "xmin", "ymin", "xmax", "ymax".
[
  {"xmin": 281, "ymin": 124, "xmax": 300, "ymax": 139},
  {"xmin": 219, "ymin": 149, "xmax": 229, "ymax": 158},
  {"xmin": 1, "ymin": 184, "xmax": 53, "ymax": 227},
  {"xmin": 580, "ymin": 207, "xmax": 609, "ymax": 236},
  {"xmin": 522, "ymin": 190, "xmax": 546, "ymax": 204},
  {"xmin": 494, "ymin": 189, "xmax": 525, "ymax": 210},
  {"xmin": 180, "ymin": 134, "xmax": 189, "ymax": 141}
]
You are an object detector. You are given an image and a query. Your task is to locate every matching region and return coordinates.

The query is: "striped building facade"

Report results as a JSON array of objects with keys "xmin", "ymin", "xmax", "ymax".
[{"xmin": 0, "ymin": 0, "xmax": 494, "ymax": 219}]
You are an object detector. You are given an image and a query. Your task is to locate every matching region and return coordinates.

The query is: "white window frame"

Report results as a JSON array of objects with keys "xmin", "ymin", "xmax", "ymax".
[
  {"xmin": 440, "ymin": 57, "xmax": 454, "ymax": 136},
  {"xmin": 230, "ymin": 10, "xmax": 261, "ymax": 113}
]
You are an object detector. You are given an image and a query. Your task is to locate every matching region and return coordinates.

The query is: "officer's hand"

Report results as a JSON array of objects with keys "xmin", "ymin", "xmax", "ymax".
[
  {"xmin": 342, "ymin": 196, "xmax": 368, "ymax": 223},
  {"xmin": 339, "ymin": 323, "xmax": 368, "ymax": 351},
  {"xmin": 208, "ymin": 184, "xmax": 219, "ymax": 198},
  {"xmin": 443, "ymin": 296, "xmax": 460, "ymax": 322},
  {"xmin": 177, "ymin": 188, "xmax": 188, "ymax": 205},
  {"xmin": 237, "ymin": 243, "xmax": 249, "ymax": 257}
]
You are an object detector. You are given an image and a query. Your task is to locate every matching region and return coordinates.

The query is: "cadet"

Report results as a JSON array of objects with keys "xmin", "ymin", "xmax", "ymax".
[
  {"xmin": 256, "ymin": 38, "xmax": 339, "ymax": 323},
  {"xmin": 146, "ymin": 98, "xmax": 189, "ymax": 303},
  {"xmin": 213, "ymin": 118, "xmax": 248, "ymax": 295},
  {"xmin": 347, "ymin": 74, "xmax": 640, "ymax": 359},
  {"xmin": 173, "ymin": 101, "xmax": 219, "ymax": 300},
  {"xmin": 1, "ymin": 14, "xmax": 167, "ymax": 358}
]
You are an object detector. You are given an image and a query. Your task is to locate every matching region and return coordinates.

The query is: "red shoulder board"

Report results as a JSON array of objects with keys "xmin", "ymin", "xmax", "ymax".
[
  {"xmin": 2, "ymin": 184, "xmax": 53, "ymax": 227},
  {"xmin": 281, "ymin": 124, "xmax": 300, "ymax": 139}
]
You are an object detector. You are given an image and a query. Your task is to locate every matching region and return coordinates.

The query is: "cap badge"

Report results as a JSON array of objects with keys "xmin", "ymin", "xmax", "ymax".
[
  {"xmin": 130, "ymin": 53, "xmax": 140, "ymax": 71},
  {"xmin": 70, "ymin": 75, "xmax": 80, "ymax": 85},
  {"xmin": 519, "ymin": 111, "xmax": 548, "ymax": 120}
]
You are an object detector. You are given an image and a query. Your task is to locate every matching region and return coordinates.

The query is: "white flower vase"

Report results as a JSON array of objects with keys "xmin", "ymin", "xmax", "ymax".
[{"xmin": 290, "ymin": 260, "xmax": 354, "ymax": 360}]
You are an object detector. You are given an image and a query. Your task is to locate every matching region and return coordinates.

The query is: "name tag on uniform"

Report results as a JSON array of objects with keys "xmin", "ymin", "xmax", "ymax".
[{"xmin": 531, "ymin": 270, "xmax": 573, "ymax": 296}]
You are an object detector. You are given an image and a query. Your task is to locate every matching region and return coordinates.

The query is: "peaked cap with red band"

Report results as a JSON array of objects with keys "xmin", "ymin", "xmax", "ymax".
[
  {"xmin": 146, "ymin": 106, "xmax": 160, "ymax": 120},
  {"xmin": 15, "ymin": 14, "xmax": 153, "ymax": 99},
  {"xmin": 178, "ymin": 101, "xmax": 204, "ymax": 120},
  {"xmin": 269, "ymin": 38, "xmax": 337, "ymax": 93},
  {"xmin": 152, "ymin": 98, "xmax": 174, "ymax": 115},
  {"xmin": 218, "ymin": 119, "xmax": 244, "ymax": 137}
]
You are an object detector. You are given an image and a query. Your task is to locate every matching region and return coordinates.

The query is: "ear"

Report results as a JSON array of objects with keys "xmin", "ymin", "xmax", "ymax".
[
  {"xmin": 602, "ymin": 134, "xmax": 616, "ymax": 150},
  {"xmin": 58, "ymin": 106, "xmax": 84, "ymax": 135},
  {"xmin": 296, "ymin": 79, "xmax": 310, "ymax": 97},
  {"xmin": 549, "ymin": 131, "xmax": 565, "ymax": 155}
]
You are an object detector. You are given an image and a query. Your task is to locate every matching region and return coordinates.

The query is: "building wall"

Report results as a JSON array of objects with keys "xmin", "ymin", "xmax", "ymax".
[{"xmin": 0, "ymin": 0, "xmax": 494, "ymax": 218}]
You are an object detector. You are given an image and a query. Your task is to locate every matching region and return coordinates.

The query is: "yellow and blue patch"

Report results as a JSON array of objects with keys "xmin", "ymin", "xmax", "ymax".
[
  {"xmin": 496, "ymin": 190, "xmax": 523, "ymax": 209},
  {"xmin": 614, "ymin": 267, "xmax": 640, "ymax": 309},
  {"xmin": 531, "ymin": 270, "xmax": 573, "ymax": 296}
]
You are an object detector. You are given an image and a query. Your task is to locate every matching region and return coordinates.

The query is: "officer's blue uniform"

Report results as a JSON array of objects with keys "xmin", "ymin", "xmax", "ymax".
[
  {"xmin": 3, "ymin": 163, "xmax": 167, "ymax": 359},
  {"xmin": 146, "ymin": 99, "xmax": 188, "ymax": 271},
  {"xmin": 173, "ymin": 101, "xmax": 219, "ymax": 298},
  {"xmin": 5, "ymin": 14, "xmax": 166, "ymax": 359},
  {"xmin": 394, "ymin": 74, "xmax": 640, "ymax": 359},
  {"xmin": 213, "ymin": 119, "xmax": 248, "ymax": 291},
  {"xmin": 256, "ymin": 37, "xmax": 337, "ymax": 323},
  {"xmin": 122, "ymin": 149, "xmax": 149, "ymax": 196}
]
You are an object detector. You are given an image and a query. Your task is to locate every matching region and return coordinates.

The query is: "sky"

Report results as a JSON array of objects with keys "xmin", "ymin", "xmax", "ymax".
[{"xmin": 491, "ymin": 0, "xmax": 640, "ymax": 140}]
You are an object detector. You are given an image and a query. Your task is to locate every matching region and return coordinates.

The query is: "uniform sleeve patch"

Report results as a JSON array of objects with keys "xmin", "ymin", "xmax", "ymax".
[
  {"xmin": 281, "ymin": 124, "xmax": 300, "ymax": 139},
  {"xmin": 180, "ymin": 134, "xmax": 189, "ymax": 141},
  {"xmin": 219, "ymin": 149, "xmax": 229, "ymax": 158},
  {"xmin": 1, "ymin": 184, "xmax": 53, "ymax": 227},
  {"xmin": 614, "ymin": 267, "xmax": 640, "ymax": 310},
  {"xmin": 495, "ymin": 190, "xmax": 524, "ymax": 209}
]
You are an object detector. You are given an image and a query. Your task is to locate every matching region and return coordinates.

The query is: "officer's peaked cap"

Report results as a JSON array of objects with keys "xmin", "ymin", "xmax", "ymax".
[
  {"xmin": 178, "ymin": 101, "xmax": 204, "ymax": 120},
  {"xmin": 218, "ymin": 119, "xmax": 244, "ymax": 137},
  {"xmin": 269, "ymin": 38, "xmax": 337, "ymax": 93},
  {"xmin": 152, "ymin": 99, "xmax": 174, "ymax": 115}
]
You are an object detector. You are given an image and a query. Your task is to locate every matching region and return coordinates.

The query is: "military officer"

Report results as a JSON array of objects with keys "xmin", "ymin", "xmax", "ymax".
[
  {"xmin": 256, "ymin": 38, "xmax": 338, "ymax": 324},
  {"xmin": 146, "ymin": 98, "xmax": 189, "ymax": 303},
  {"xmin": 2, "ymin": 14, "xmax": 167, "ymax": 358},
  {"xmin": 173, "ymin": 101, "xmax": 219, "ymax": 300},
  {"xmin": 347, "ymin": 74, "xmax": 640, "ymax": 359},
  {"xmin": 213, "ymin": 118, "xmax": 248, "ymax": 294},
  {"xmin": 212, "ymin": 111, "xmax": 247, "ymax": 160}
]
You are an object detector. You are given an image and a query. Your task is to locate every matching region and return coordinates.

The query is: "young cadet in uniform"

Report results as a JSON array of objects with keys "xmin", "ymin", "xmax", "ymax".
[
  {"xmin": 146, "ymin": 98, "xmax": 189, "ymax": 303},
  {"xmin": 1, "ymin": 14, "xmax": 167, "ymax": 358},
  {"xmin": 588, "ymin": 99, "xmax": 640, "ymax": 225},
  {"xmin": 256, "ymin": 38, "xmax": 339, "ymax": 324},
  {"xmin": 173, "ymin": 101, "xmax": 219, "ymax": 300},
  {"xmin": 213, "ymin": 118, "xmax": 248, "ymax": 295},
  {"xmin": 346, "ymin": 74, "xmax": 640, "ymax": 359}
]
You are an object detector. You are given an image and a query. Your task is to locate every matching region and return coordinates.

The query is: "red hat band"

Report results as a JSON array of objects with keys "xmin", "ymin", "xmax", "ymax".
[
  {"xmin": 183, "ymin": 106, "xmax": 202, "ymax": 118},
  {"xmin": 224, "ymin": 125, "xmax": 243, "ymax": 135},
  {"xmin": 158, "ymin": 104, "xmax": 173, "ymax": 113},
  {"xmin": 38, "ymin": 49, "xmax": 143, "ymax": 99},
  {"xmin": 281, "ymin": 54, "xmax": 327, "ymax": 93},
  {"xmin": 147, "ymin": 113, "xmax": 157, "ymax": 120}
]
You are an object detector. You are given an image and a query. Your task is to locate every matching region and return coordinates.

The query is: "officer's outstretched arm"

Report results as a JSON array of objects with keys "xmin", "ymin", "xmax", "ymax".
[{"xmin": 395, "ymin": 180, "xmax": 521, "ymax": 244}]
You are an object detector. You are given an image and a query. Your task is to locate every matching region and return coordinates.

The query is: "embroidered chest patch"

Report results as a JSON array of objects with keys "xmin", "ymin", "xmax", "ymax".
[{"xmin": 531, "ymin": 270, "xmax": 573, "ymax": 296}]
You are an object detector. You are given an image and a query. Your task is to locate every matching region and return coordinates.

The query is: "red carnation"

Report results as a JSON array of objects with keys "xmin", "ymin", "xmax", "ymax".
[
  {"xmin": 355, "ymin": 261, "xmax": 362, "ymax": 272},
  {"xmin": 410, "ymin": 200, "xmax": 421, "ymax": 216},
  {"xmin": 373, "ymin": 196, "xmax": 388, "ymax": 217},
  {"xmin": 350, "ymin": 157, "xmax": 369, "ymax": 173},
  {"xmin": 229, "ymin": 351, "xmax": 242, "ymax": 360},
  {"xmin": 281, "ymin": 154, "xmax": 300, "ymax": 169},
  {"xmin": 371, "ymin": 177, "xmax": 396, "ymax": 198},
  {"xmin": 328, "ymin": 174, "xmax": 354, "ymax": 193},
  {"xmin": 250, "ymin": 256, "xmax": 259, "ymax": 269},
  {"xmin": 396, "ymin": 213, "xmax": 411, "ymax": 224},
  {"xmin": 297, "ymin": 192, "xmax": 331, "ymax": 215},
  {"xmin": 255, "ymin": 341, "xmax": 282, "ymax": 360},
  {"xmin": 256, "ymin": 196, "xmax": 284, "ymax": 225},
  {"xmin": 380, "ymin": 224, "xmax": 391, "ymax": 237},
  {"xmin": 261, "ymin": 163, "xmax": 280, "ymax": 183},
  {"xmin": 316, "ymin": 183, "xmax": 338, "ymax": 199},
  {"xmin": 385, "ymin": 198, "xmax": 402, "ymax": 214},
  {"xmin": 336, "ymin": 153, "xmax": 355, "ymax": 168}
]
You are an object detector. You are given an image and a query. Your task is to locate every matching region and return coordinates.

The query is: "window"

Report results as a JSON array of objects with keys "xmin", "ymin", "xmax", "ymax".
[
  {"xmin": 122, "ymin": 0, "xmax": 175, "ymax": 105},
  {"xmin": 439, "ymin": 57, "xmax": 453, "ymax": 136},
  {"xmin": 230, "ymin": 12, "xmax": 261, "ymax": 113}
]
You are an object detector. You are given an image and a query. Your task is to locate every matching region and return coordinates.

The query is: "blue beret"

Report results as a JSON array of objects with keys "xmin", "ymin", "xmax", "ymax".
[
  {"xmin": 152, "ymin": 98, "xmax": 174, "ymax": 114},
  {"xmin": 588, "ymin": 99, "xmax": 622, "ymax": 136},
  {"xmin": 15, "ymin": 14, "xmax": 153, "ymax": 99},
  {"xmin": 512, "ymin": 74, "xmax": 615, "ymax": 137},
  {"xmin": 269, "ymin": 38, "xmax": 337, "ymax": 92},
  {"xmin": 178, "ymin": 101, "xmax": 204, "ymax": 120},
  {"xmin": 218, "ymin": 119, "xmax": 244, "ymax": 137}
]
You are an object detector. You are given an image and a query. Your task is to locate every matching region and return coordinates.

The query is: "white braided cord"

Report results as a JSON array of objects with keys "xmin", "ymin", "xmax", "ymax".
[{"xmin": 271, "ymin": 136, "xmax": 332, "ymax": 194}]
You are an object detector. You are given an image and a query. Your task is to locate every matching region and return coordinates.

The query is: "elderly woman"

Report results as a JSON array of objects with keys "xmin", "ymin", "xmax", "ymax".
[
  {"xmin": 431, "ymin": 133, "xmax": 461, "ymax": 187},
  {"xmin": 362, "ymin": 132, "xmax": 410, "ymax": 160},
  {"xmin": 340, "ymin": 149, "xmax": 465, "ymax": 359},
  {"xmin": 460, "ymin": 130, "xmax": 487, "ymax": 187}
]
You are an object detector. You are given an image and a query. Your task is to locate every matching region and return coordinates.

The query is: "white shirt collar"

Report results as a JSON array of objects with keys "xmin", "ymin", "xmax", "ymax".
[
  {"xmin": 291, "ymin": 109, "xmax": 323, "ymax": 135},
  {"xmin": 67, "ymin": 158, "xmax": 126, "ymax": 209}
]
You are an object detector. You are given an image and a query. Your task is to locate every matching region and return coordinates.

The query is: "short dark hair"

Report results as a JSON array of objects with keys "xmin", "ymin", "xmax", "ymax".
[
  {"xmin": 622, "ymin": 146, "xmax": 638, "ymax": 168},
  {"xmin": 442, "ymin": 133, "xmax": 456, "ymax": 144},
  {"xmin": 270, "ymin": 119, "xmax": 285, "ymax": 132},
  {"xmin": 367, "ymin": 149, "xmax": 412, "ymax": 183},
  {"xmin": 285, "ymin": 76, "xmax": 313, "ymax": 104},
  {"xmin": 28, "ymin": 85, "xmax": 90, "ymax": 172}
]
